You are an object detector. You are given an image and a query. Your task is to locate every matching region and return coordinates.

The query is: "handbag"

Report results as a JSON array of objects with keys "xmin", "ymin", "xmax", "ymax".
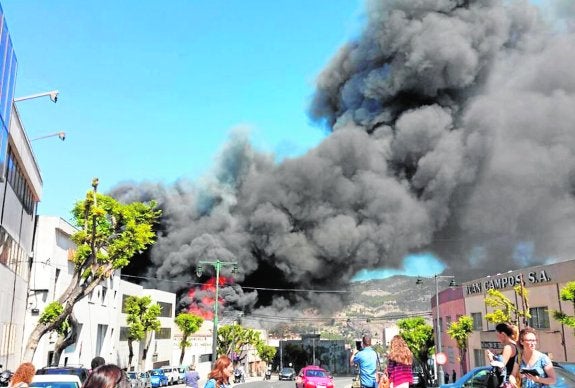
[{"xmin": 377, "ymin": 370, "xmax": 390, "ymax": 388}]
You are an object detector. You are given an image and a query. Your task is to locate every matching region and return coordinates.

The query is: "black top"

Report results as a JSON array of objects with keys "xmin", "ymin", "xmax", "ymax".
[{"xmin": 505, "ymin": 343, "xmax": 518, "ymax": 377}]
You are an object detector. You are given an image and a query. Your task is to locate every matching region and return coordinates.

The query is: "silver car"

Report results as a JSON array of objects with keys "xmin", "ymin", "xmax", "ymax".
[
  {"xmin": 139, "ymin": 371, "xmax": 152, "ymax": 388},
  {"xmin": 127, "ymin": 372, "xmax": 144, "ymax": 388}
]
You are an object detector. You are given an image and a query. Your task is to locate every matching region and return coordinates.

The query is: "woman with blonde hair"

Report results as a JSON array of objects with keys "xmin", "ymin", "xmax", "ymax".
[
  {"xmin": 9, "ymin": 362, "xmax": 35, "ymax": 388},
  {"xmin": 204, "ymin": 355, "xmax": 234, "ymax": 388},
  {"xmin": 386, "ymin": 335, "xmax": 413, "ymax": 388},
  {"xmin": 510, "ymin": 327, "xmax": 555, "ymax": 388}
]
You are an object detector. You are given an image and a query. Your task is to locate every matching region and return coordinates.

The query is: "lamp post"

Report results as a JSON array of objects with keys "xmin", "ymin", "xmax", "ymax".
[
  {"xmin": 31, "ymin": 131, "xmax": 66, "ymax": 142},
  {"xmin": 196, "ymin": 259, "xmax": 238, "ymax": 366},
  {"xmin": 416, "ymin": 274, "xmax": 456, "ymax": 386},
  {"xmin": 14, "ymin": 90, "xmax": 59, "ymax": 103}
]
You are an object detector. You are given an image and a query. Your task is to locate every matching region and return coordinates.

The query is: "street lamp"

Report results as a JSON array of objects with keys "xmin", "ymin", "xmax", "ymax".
[
  {"xmin": 196, "ymin": 260, "xmax": 239, "ymax": 366},
  {"xmin": 31, "ymin": 131, "xmax": 66, "ymax": 142},
  {"xmin": 14, "ymin": 90, "xmax": 59, "ymax": 103},
  {"xmin": 416, "ymin": 274, "xmax": 456, "ymax": 386}
]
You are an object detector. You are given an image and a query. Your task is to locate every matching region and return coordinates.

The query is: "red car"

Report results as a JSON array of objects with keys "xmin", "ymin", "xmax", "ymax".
[{"xmin": 295, "ymin": 366, "xmax": 334, "ymax": 388}]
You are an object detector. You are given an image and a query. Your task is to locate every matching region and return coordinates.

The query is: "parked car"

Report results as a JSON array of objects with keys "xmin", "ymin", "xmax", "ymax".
[
  {"xmin": 440, "ymin": 365, "xmax": 575, "ymax": 388},
  {"xmin": 139, "ymin": 371, "xmax": 152, "ymax": 388},
  {"xmin": 279, "ymin": 367, "xmax": 296, "ymax": 381},
  {"xmin": 160, "ymin": 367, "xmax": 179, "ymax": 385},
  {"xmin": 295, "ymin": 366, "xmax": 334, "ymax": 388},
  {"xmin": 35, "ymin": 366, "xmax": 90, "ymax": 384},
  {"xmin": 554, "ymin": 361, "xmax": 575, "ymax": 376},
  {"xmin": 177, "ymin": 368, "xmax": 186, "ymax": 384},
  {"xmin": 149, "ymin": 369, "xmax": 169, "ymax": 388},
  {"xmin": 31, "ymin": 374, "xmax": 82, "ymax": 388},
  {"xmin": 127, "ymin": 372, "xmax": 144, "ymax": 388}
]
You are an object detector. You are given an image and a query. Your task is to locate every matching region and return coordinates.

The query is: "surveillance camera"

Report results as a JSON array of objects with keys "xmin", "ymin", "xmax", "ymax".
[{"xmin": 50, "ymin": 91, "xmax": 59, "ymax": 103}]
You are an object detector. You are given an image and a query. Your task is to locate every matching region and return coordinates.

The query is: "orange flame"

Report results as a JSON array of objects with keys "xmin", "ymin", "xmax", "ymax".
[{"xmin": 186, "ymin": 276, "xmax": 234, "ymax": 319}]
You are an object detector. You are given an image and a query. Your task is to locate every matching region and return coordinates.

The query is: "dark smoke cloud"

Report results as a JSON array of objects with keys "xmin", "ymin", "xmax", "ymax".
[{"xmin": 112, "ymin": 0, "xmax": 575, "ymax": 320}]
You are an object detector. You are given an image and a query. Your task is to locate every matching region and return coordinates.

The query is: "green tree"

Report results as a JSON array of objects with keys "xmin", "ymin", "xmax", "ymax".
[
  {"xmin": 217, "ymin": 324, "xmax": 263, "ymax": 362},
  {"xmin": 23, "ymin": 179, "xmax": 160, "ymax": 362},
  {"xmin": 257, "ymin": 342, "xmax": 277, "ymax": 365},
  {"xmin": 552, "ymin": 281, "xmax": 575, "ymax": 329},
  {"xmin": 125, "ymin": 295, "xmax": 162, "ymax": 368},
  {"xmin": 447, "ymin": 315, "xmax": 473, "ymax": 374},
  {"xmin": 175, "ymin": 313, "xmax": 204, "ymax": 365},
  {"xmin": 398, "ymin": 317, "xmax": 434, "ymax": 381},
  {"xmin": 484, "ymin": 286, "xmax": 530, "ymax": 325}
]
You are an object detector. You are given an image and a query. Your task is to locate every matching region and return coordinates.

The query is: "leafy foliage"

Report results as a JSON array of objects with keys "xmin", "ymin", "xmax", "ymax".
[
  {"xmin": 552, "ymin": 281, "xmax": 575, "ymax": 329},
  {"xmin": 175, "ymin": 313, "xmax": 204, "ymax": 364},
  {"xmin": 39, "ymin": 302, "xmax": 64, "ymax": 324},
  {"xmin": 24, "ymin": 180, "xmax": 160, "ymax": 362},
  {"xmin": 257, "ymin": 343, "xmax": 277, "ymax": 364},
  {"xmin": 484, "ymin": 287, "xmax": 530, "ymax": 325},
  {"xmin": 398, "ymin": 317, "xmax": 434, "ymax": 364},
  {"xmin": 447, "ymin": 315, "xmax": 473, "ymax": 374},
  {"xmin": 217, "ymin": 324, "xmax": 265, "ymax": 362},
  {"xmin": 398, "ymin": 317, "xmax": 434, "ymax": 383},
  {"xmin": 125, "ymin": 296, "xmax": 162, "ymax": 341}
]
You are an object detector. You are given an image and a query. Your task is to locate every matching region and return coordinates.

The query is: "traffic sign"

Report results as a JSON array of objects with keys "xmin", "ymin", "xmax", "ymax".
[{"xmin": 435, "ymin": 352, "xmax": 447, "ymax": 365}]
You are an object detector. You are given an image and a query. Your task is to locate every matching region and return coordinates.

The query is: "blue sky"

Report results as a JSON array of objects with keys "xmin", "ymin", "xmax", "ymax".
[{"xmin": 3, "ymin": 0, "xmax": 551, "ymax": 281}]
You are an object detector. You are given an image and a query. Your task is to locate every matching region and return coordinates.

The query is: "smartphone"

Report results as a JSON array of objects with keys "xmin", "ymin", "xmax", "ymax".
[
  {"xmin": 355, "ymin": 340, "xmax": 362, "ymax": 351},
  {"xmin": 520, "ymin": 368, "xmax": 540, "ymax": 376}
]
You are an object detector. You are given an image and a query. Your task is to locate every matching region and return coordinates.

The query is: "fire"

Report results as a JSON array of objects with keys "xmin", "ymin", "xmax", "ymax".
[{"xmin": 186, "ymin": 276, "xmax": 234, "ymax": 318}]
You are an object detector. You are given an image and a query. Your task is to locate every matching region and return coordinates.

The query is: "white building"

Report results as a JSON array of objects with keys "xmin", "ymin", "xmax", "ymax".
[
  {"xmin": 25, "ymin": 215, "xmax": 183, "ymax": 371},
  {"xmin": 25, "ymin": 216, "xmax": 121, "ymax": 368},
  {"xmin": 0, "ymin": 104, "xmax": 42, "ymax": 370}
]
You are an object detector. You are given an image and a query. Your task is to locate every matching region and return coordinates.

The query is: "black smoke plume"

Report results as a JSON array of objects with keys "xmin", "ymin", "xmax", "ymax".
[{"xmin": 112, "ymin": 0, "xmax": 575, "ymax": 320}]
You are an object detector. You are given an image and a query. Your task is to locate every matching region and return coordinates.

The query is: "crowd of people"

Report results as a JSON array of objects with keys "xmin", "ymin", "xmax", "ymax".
[
  {"xmin": 6, "ymin": 325, "xmax": 559, "ymax": 388},
  {"xmin": 349, "ymin": 325, "xmax": 557, "ymax": 388}
]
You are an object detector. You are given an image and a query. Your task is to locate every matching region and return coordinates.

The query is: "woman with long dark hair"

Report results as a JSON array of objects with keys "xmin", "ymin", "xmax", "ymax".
[
  {"xmin": 386, "ymin": 336, "xmax": 413, "ymax": 388},
  {"xmin": 486, "ymin": 322, "xmax": 518, "ymax": 384},
  {"xmin": 204, "ymin": 356, "xmax": 234, "ymax": 388},
  {"xmin": 83, "ymin": 364, "xmax": 130, "ymax": 388}
]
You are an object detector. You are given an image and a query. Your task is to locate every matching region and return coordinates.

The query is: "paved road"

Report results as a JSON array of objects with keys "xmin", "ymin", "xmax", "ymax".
[{"xmin": 168, "ymin": 375, "xmax": 354, "ymax": 388}]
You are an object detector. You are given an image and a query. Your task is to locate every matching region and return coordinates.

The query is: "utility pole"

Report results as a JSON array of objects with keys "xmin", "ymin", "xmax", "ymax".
[
  {"xmin": 196, "ymin": 259, "xmax": 238, "ymax": 366},
  {"xmin": 416, "ymin": 274, "xmax": 456, "ymax": 386}
]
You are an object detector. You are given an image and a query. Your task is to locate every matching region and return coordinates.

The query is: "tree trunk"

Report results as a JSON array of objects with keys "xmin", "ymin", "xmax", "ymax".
[
  {"xmin": 460, "ymin": 348, "xmax": 467, "ymax": 374},
  {"xmin": 52, "ymin": 312, "xmax": 80, "ymax": 366},
  {"xmin": 128, "ymin": 339, "xmax": 134, "ymax": 367},
  {"xmin": 22, "ymin": 269, "xmax": 104, "ymax": 361}
]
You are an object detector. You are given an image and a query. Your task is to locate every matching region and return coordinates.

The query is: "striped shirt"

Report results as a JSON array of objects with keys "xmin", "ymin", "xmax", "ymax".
[{"xmin": 387, "ymin": 360, "xmax": 413, "ymax": 386}]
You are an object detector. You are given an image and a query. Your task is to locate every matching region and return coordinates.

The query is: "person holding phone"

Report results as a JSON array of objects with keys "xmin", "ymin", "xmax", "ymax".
[
  {"xmin": 486, "ymin": 322, "xmax": 518, "ymax": 384},
  {"xmin": 350, "ymin": 335, "xmax": 378, "ymax": 388},
  {"xmin": 510, "ymin": 327, "xmax": 555, "ymax": 387}
]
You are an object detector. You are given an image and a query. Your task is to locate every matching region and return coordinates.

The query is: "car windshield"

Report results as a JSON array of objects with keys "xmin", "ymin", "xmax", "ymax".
[
  {"xmin": 31, "ymin": 382, "xmax": 79, "ymax": 388},
  {"xmin": 128, "ymin": 373, "xmax": 137, "ymax": 379},
  {"xmin": 150, "ymin": 371, "xmax": 162, "ymax": 376},
  {"xmin": 281, "ymin": 368, "xmax": 293, "ymax": 374},
  {"xmin": 305, "ymin": 370, "xmax": 327, "ymax": 378}
]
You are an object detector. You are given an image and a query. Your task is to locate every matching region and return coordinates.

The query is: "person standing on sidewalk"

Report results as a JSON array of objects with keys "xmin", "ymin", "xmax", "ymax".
[
  {"xmin": 350, "ymin": 335, "xmax": 378, "ymax": 388},
  {"xmin": 185, "ymin": 365, "xmax": 200, "ymax": 388},
  {"xmin": 204, "ymin": 356, "xmax": 234, "ymax": 388},
  {"xmin": 386, "ymin": 336, "xmax": 413, "ymax": 388}
]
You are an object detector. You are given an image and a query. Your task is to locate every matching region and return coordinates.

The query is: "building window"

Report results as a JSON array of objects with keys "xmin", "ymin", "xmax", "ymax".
[
  {"xmin": 446, "ymin": 315, "xmax": 452, "ymax": 330},
  {"xmin": 157, "ymin": 302, "xmax": 173, "ymax": 318},
  {"xmin": 199, "ymin": 354, "xmax": 212, "ymax": 363},
  {"xmin": 447, "ymin": 347, "xmax": 455, "ymax": 364},
  {"xmin": 155, "ymin": 327, "xmax": 171, "ymax": 340},
  {"xmin": 474, "ymin": 349, "xmax": 486, "ymax": 367},
  {"xmin": 471, "ymin": 312, "xmax": 483, "ymax": 331},
  {"xmin": 528, "ymin": 307, "xmax": 550, "ymax": 329},
  {"xmin": 6, "ymin": 147, "xmax": 36, "ymax": 214}
]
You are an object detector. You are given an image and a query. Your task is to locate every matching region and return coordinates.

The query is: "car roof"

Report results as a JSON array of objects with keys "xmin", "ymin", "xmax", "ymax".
[
  {"xmin": 33, "ymin": 375, "xmax": 82, "ymax": 383},
  {"xmin": 301, "ymin": 366, "xmax": 325, "ymax": 371}
]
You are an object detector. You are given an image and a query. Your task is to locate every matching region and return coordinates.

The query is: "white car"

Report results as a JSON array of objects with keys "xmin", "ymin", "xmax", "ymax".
[
  {"xmin": 160, "ymin": 367, "xmax": 180, "ymax": 385},
  {"xmin": 31, "ymin": 374, "xmax": 83, "ymax": 388}
]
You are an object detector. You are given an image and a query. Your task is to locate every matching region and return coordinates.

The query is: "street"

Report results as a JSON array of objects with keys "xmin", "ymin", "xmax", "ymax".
[{"xmin": 189, "ymin": 376, "xmax": 354, "ymax": 388}]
